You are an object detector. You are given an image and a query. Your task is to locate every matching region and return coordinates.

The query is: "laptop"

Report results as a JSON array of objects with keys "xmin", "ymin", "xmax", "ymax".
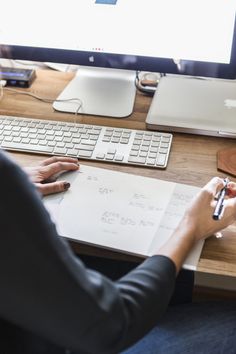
[{"xmin": 146, "ymin": 75, "xmax": 236, "ymax": 138}]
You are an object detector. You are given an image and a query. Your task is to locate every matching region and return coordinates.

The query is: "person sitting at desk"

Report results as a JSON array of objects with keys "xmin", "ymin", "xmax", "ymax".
[{"xmin": 0, "ymin": 150, "xmax": 236, "ymax": 354}]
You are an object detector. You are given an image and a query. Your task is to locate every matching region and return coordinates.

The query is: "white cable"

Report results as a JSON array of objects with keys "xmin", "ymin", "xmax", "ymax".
[
  {"xmin": 0, "ymin": 80, "xmax": 7, "ymax": 101},
  {"xmin": 0, "ymin": 80, "xmax": 7, "ymax": 87},
  {"xmin": 3, "ymin": 87, "xmax": 83, "ymax": 114}
]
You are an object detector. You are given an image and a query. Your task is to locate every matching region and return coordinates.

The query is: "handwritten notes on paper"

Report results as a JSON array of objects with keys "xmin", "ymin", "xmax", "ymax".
[{"xmin": 44, "ymin": 165, "xmax": 203, "ymax": 270}]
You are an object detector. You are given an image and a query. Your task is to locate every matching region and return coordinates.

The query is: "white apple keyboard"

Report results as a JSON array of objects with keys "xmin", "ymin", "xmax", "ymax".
[{"xmin": 0, "ymin": 115, "xmax": 172, "ymax": 169}]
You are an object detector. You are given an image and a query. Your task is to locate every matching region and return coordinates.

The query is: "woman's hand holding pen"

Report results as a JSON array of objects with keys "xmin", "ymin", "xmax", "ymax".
[
  {"xmin": 179, "ymin": 177, "xmax": 236, "ymax": 242},
  {"xmin": 24, "ymin": 156, "xmax": 79, "ymax": 196},
  {"xmin": 156, "ymin": 177, "xmax": 236, "ymax": 273}
]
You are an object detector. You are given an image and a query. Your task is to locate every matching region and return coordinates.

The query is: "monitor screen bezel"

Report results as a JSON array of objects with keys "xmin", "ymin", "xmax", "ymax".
[{"xmin": 2, "ymin": 16, "xmax": 236, "ymax": 80}]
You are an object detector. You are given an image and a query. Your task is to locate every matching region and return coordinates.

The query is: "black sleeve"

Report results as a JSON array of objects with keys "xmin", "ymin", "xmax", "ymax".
[{"xmin": 0, "ymin": 151, "xmax": 176, "ymax": 354}]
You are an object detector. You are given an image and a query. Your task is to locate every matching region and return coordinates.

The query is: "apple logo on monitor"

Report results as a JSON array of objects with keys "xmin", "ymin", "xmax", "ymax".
[{"xmin": 89, "ymin": 56, "xmax": 95, "ymax": 63}]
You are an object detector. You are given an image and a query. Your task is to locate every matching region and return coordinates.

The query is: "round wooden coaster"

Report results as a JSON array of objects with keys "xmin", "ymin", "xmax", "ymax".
[{"xmin": 217, "ymin": 148, "xmax": 236, "ymax": 177}]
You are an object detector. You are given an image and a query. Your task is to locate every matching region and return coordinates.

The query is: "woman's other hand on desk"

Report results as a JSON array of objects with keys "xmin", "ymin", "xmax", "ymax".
[{"xmin": 24, "ymin": 156, "xmax": 79, "ymax": 196}]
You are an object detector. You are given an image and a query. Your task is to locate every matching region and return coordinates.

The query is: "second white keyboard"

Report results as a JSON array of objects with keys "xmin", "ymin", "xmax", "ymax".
[{"xmin": 0, "ymin": 115, "xmax": 172, "ymax": 168}]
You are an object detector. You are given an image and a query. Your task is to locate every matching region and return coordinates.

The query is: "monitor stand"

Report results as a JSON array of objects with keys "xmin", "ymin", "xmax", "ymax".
[{"xmin": 53, "ymin": 66, "xmax": 136, "ymax": 118}]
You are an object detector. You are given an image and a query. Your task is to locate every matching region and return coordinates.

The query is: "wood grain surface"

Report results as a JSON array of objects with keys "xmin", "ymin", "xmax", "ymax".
[{"xmin": 1, "ymin": 69, "xmax": 236, "ymax": 276}]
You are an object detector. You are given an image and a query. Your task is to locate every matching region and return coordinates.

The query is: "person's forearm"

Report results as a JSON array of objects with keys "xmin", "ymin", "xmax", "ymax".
[{"xmin": 155, "ymin": 218, "xmax": 196, "ymax": 273}]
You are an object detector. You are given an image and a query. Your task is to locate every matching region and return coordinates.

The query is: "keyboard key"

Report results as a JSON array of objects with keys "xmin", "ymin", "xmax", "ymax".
[
  {"xmin": 67, "ymin": 149, "xmax": 79, "ymax": 157},
  {"xmin": 96, "ymin": 153, "xmax": 105, "ymax": 159},
  {"xmin": 78, "ymin": 151, "xmax": 93, "ymax": 158},
  {"xmin": 1, "ymin": 141, "xmax": 54, "ymax": 154},
  {"xmin": 128, "ymin": 156, "xmax": 146, "ymax": 164},
  {"xmin": 156, "ymin": 154, "xmax": 166, "ymax": 166},
  {"xmin": 53, "ymin": 147, "xmax": 67, "ymax": 155},
  {"xmin": 114, "ymin": 155, "xmax": 124, "ymax": 161}
]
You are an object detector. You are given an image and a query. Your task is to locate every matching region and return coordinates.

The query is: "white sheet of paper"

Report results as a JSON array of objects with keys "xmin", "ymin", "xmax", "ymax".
[{"xmin": 44, "ymin": 165, "xmax": 204, "ymax": 270}]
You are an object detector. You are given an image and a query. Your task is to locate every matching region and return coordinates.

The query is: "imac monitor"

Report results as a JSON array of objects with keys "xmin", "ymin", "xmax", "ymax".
[{"xmin": 0, "ymin": 0, "xmax": 236, "ymax": 117}]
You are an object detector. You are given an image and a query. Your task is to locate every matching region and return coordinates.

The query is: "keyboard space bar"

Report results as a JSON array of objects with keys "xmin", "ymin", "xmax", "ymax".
[{"xmin": 1, "ymin": 142, "xmax": 54, "ymax": 154}]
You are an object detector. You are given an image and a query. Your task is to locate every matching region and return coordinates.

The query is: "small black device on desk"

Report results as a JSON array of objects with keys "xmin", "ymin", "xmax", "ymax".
[{"xmin": 0, "ymin": 67, "xmax": 36, "ymax": 87}]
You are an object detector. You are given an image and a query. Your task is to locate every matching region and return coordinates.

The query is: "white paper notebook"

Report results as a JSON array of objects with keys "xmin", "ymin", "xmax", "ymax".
[{"xmin": 44, "ymin": 165, "xmax": 204, "ymax": 271}]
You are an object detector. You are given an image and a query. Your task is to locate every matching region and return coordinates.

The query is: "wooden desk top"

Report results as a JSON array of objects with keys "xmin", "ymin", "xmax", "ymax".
[{"xmin": 1, "ymin": 69, "xmax": 236, "ymax": 277}]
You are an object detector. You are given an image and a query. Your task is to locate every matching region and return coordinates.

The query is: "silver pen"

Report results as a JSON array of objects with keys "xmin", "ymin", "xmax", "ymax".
[{"xmin": 212, "ymin": 177, "xmax": 229, "ymax": 220}]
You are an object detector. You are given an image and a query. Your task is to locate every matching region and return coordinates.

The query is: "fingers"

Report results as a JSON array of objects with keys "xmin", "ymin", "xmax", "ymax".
[
  {"xmin": 202, "ymin": 177, "xmax": 225, "ymax": 196},
  {"xmin": 36, "ymin": 181, "xmax": 71, "ymax": 196},
  {"xmin": 40, "ymin": 157, "xmax": 79, "ymax": 179},
  {"xmin": 217, "ymin": 197, "xmax": 236, "ymax": 230},
  {"xmin": 227, "ymin": 181, "xmax": 236, "ymax": 198},
  {"xmin": 44, "ymin": 161, "xmax": 79, "ymax": 176},
  {"xmin": 24, "ymin": 157, "xmax": 79, "ymax": 184},
  {"xmin": 41, "ymin": 160, "xmax": 79, "ymax": 180},
  {"xmin": 39, "ymin": 156, "xmax": 79, "ymax": 167}
]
